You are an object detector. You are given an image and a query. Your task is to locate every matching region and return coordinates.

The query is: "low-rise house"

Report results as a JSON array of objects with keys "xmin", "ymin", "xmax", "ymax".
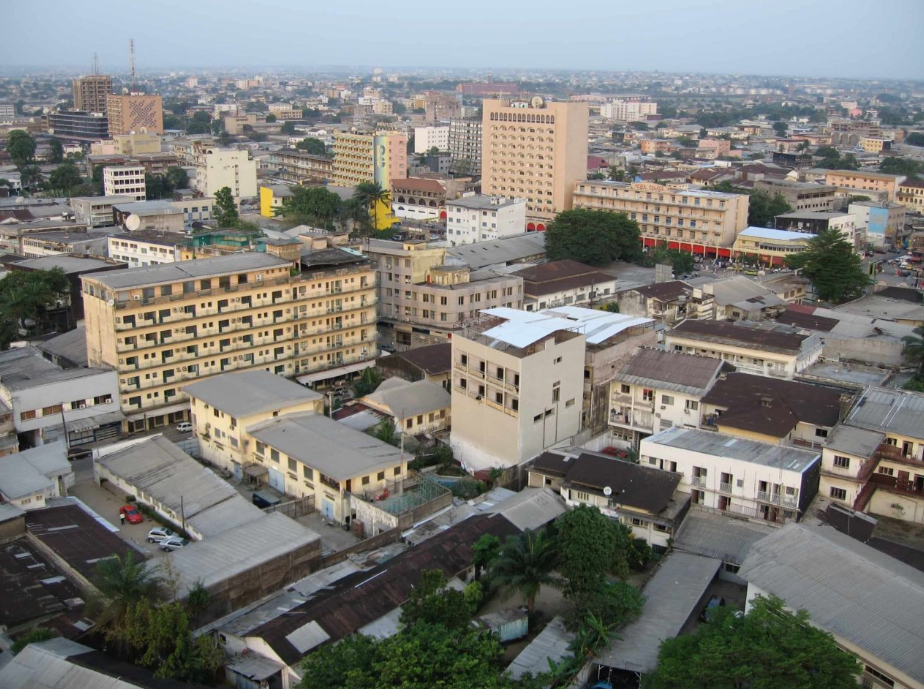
[
  {"xmin": 616, "ymin": 280, "xmax": 714, "ymax": 326},
  {"xmin": 0, "ymin": 443, "xmax": 73, "ymax": 510},
  {"xmin": 666, "ymin": 319, "xmax": 823, "ymax": 380},
  {"xmin": 513, "ymin": 260, "xmax": 619, "ymax": 312},
  {"xmin": 700, "ymin": 372, "xmax": 845, "ymax": 448},
  {"xmin": 701, "ymin": 275, "xmax": 788, "ymax": 321},
  {"xmin": 360, "ymin": 377, "xmax": 451, "ymax": 436},
  {"xmin": 112, "ymin": 200, "xmax": 186, "ymax": 233},
  {"xmin": 527, "ymin": 450, "xmax": 687, "ymax": 552},
  {"xmin": 376, "ymin": 342, "xmax": 451, "ymax": 386},
  {"xmin": 740, "ymin": 523, "xmax": 924, "ymax": 689},
  {"xmin": 608, "ymin": 348, "xmax": 724, "ymax": 445},
  {"xmin": 107, "ymin": 229, "xmax": 187, "ymax": 268},
  {"xmin": 640, "ymin": 427, "xmax": 821, "ymax": 525}
]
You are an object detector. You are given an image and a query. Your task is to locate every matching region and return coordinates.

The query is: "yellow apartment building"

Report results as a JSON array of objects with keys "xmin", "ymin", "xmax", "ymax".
[
  {"xmin": 573, "ymin": 181, "xmax": 749, "ymax": 255},
  {"xmin": 824, "ymin": 170, "xmax": 905, "ymax": 202},
  {"xmin": 897, "ymin": 177, "xmax": 924, "ymax": 213},
  {"xmin": 481, "ymin": 98, "xmax": 589, "ymax": 224},
  {"xmin": 731, "ymin": 226, "xmax": 812, "ymax": 266},
  {"xmin": 81, "ymin": 250, "xmax": 378, "ymax": 432},
  {"xmin": 331, "ymin": 131, "xmax": 407, "ymax": 188}
]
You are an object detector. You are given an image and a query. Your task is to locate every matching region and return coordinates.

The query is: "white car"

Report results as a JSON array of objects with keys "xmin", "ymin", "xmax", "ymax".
[
  {"xmin": 146, "ymin": 526, "xmax": 175, "ymax": 544},
  {"xmin": 160, "ymin": 535, "xmax": 190, "ymax": 552},
  {"xmin": 176, "ymin": 422, "xmax": 193, "ymax": 433}
]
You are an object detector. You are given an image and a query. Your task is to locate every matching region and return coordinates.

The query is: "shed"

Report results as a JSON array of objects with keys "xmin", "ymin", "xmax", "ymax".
[{"xmin": 474, "ymin": 607, "xmax": 529, "ymax": 643}]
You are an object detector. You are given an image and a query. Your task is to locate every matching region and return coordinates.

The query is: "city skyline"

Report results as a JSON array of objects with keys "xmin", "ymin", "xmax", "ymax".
[{"xmin": 3, "ymin": 0, "xmax": 923, "ymax": 81}]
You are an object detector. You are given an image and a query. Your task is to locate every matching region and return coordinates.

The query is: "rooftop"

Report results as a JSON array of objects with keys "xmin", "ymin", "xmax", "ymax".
[
  {"xmin": 247, "ymin": 413, "xmax": 405, "ymax": 481},
  {"xmin": 13, "ymin": 255, "xmax": 116, "ymax": 274},
  {"xmin": 445, "ymin": 232, "xmax": 546, "ymax": 270},
  {"xmin": 740, "ymin": 523, "xmax": 924, "ymax": 686},
  {"xmin": 473, "ymin": 306, "xmax": 585, "ymax": 349},
  {"xmin": 360, "ymin": 377, "xmax": 450, "ymax": 420},
  {"xmin": 706, "ymin": 275, "xmax": 787, "ymax": 311},
  {"xmin": 669, "ymin": 319, "xmax": 812, "ymax": 354},
  {"xmin": 674, "ymin": 511, "xmax": 775, "ymax": 565},
  {"xmin": 446, "ymin": 194, "xmax": 523, "ymax": 211},
  {"xmin": 615, "ymin": 347, "xmax": 723, "ymax": 396},
  {"xmin": 35, "ymin": 329, "xmax": 89, "ymax": 367},
  {"xmin": 112, "ymin": 200, "xmax": 183, "ymax": 217},
  {"xmin": 0, "ymin": 442, "xmax": 70, "ymax": 500},
  {"xmin": 775, "ymin": 210, "xmax": 852, "ymax": 220},
  {"xmin": 538, "ymin": 306, "xmax": 653, "ymax": 345},
  {"xmin": 513, "ymin": 259, "xmax": 617, "ymax": 297},
  {"xmin": 182, "ymin": 370, "xmax": 322, "ymax": 418},
  {"xmin": 738, "ymin": 226, "xmax": 814, "ymax": 242},
  {"xmin": 824, "ymin": 424, "xmax": 885, "ymax": 460},
  {"xmin": 82, "ymin": 253, "xmax": 292, "ymax": 289},
  {"xmin": 387, "ymin": 342, "xmax": 451, "ymax": 376},
  {"xmin": 631, "ymin": 279, "xmax": 693, "ymax": 301},
  {"xmin": 643, "ymin": 426, "xmax": 820, "ymax": 473},
  {"xmin": 846, "ymin": 387, "xmax": 924, "ymax": 440},
  {"xmin": 0, "ymin": 347, "xmax": 111, "ymax": 391}
]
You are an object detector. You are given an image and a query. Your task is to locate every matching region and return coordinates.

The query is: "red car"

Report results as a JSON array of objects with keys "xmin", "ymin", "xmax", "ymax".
[{"xmin": 119, "ymin": 505, "xmax": 143, "ymax": 524}]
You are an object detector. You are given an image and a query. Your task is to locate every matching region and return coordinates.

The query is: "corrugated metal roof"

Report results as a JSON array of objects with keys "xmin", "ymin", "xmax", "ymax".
[
  {"xmin": 847, "ymin": 387, "xmax": 924, "ymax": 441},
  {"xmin": 0, "ymin": 442, "xmax": 69, "ymax": 500},
  {"xmin": 506, "ymin": 616, "xmax": 575, "ymax": 680},
  {"xmin": 740, "ymin": 524, "xmax": 924, "ymax": 685},
  {"xmin": 674, "ymin": 511, "xmax": 775, "ymax": 564},
  {"xmin": 182, "ymin": 370, "xmax": 322, "ymax": 418},
  {"xmin": 361, "ymin": 378, "xmax": 450, "ymax": 420},
  {"xmin": 84, "ymin": 253, "xmax": 291, "ymax": 289},
  {"xmin": 615, "ymin": 347, "xmax": 722, "ymax": 395}
]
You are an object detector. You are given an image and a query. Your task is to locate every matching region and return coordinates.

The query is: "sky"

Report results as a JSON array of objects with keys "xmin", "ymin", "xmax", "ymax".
[{"xmin": 3, "ymin": 0, "xmax": 923, "ymax": 80}]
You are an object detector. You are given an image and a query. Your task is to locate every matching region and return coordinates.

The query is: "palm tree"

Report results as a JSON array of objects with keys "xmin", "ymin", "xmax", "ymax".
[
  {"xmin": 487, "ymin": 529, "xmax": 559, "ymax": 616},
  {"xmin": 353, "ymin": 182, "xmax": 391, "ymax": 232},
  {"xmin": 570, "ymin": 613, "xmax": 618, "ymax": 660},
  {"xmin": 340, "ymin": 196, "xmax": 372, "ymax": 235},
  {"xmin": 94, "ymin": 552, "xmax": 164, "ymax": 629},
  {"xmin": 903, "ymin": 325, "xmax": 924, "ymax": 377}
]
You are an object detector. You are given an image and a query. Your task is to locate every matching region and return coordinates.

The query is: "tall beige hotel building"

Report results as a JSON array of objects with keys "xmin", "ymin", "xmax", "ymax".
[{"xmin": 481, "ymin": 98, "xmax": 588, "ymax": 227}]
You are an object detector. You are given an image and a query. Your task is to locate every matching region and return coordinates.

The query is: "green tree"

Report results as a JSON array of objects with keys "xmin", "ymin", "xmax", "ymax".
[
  {"xmin": 213, "ymin": 186, "xmax": 239, "ymax": 228},
  {"xmin": 400, "ymin": 570, "xmax": 475, "ymax": 630},
  {"xmin": 165, "ymin": 166, "xmax": 188, "ymax": 190},
  {"xmin": 472, "ymin": 533, "xmax": 501, "ymax": 580},
  {"xmin": 880, "ymin": 157, "xmax": 922, "ymax": 177},
  {"xmin": 487, "ymin": 529, "xmax": 559, "ymax": 615},
  {"xmin": 353, "ymin": 181, "xmax": 390, "ymax": 232},
  {"xmin": 772, "ymin": 121, "xmax": 788, "ymax": 137},
  {"xmin": 608, "ymin": 166, "xmax": 625, "ymax": 182},
  {"xmin": 352, "ymin": 366, "xmax": 382, "ymax": 396},
  {"xmin": 296, "ymin": 137, "xmax": 327, "ymax": 155},
  {"xmin": 47, "ymin": 161, "xmax": 83, "ymax": 196},
  {"xmin": 785, "ymin": 228, "xmax": 869, "ymax": 304},
  {"xmin": 145, "ymin": 173, "xmax": 170, "ymax": 200},
  {"xmin": 0, "ymin": 268, "xmax": 70, "ymax": 347},
  {"xmin": 373, "ymin": 416, "xmax": 399, "ymax": 446},
  {"xmin": 906, "ymin": 132, "xmax": 924, "ymax": 147},
  {"xmin": 93, "ymin": 552, "xmax": 164, "ymax": 627},
  {"xmin": 281, "ymin": 121, "xmax": 297, "ymax": 135},
  {"xmin": 48, "ymin": 137, "xmax": 64, "ymax": 163},
  {"xmin": 747, "ymin": 190, "xmax": 792, "ymax": 227},
  {"xmin": 846, "ymin": 194, "xmax": 871, "ymax": 205},
  {"xmin": 648, "ymin": 246, "xmax": 695, "ymax": 274},
  {"xmin": 11, "ymin": 627, "xmax": 56, "ymax": 654},
  {"xmin": 266, "ymin": 113, "xmax": 277, "ymax": 123},
  {"xmin": 8, "ymin": 130, "xmax": 36, "ymax": 166},
  {"xmin": 555, "ymin": 504, "xmax": 630, "ymax": 596},
  {"xmin": 545, "ymin": 209, "xmax": 642, "ymax": 265},
  {"xmin": 278, "ymin": 185, "xmax": 342, "ymax": 227},
  {"xmin": 902, "ymin": 325, "xmax": 924, "ymax": 377},
  {"xmin": 645, "ymin": 595, "xmax": 861, "ymax": 689}
]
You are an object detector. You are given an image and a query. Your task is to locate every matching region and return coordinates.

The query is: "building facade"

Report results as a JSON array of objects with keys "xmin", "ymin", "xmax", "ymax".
[
  {"xmin": 72, "ymin": 75, "xmax": 112, "ymax": 114},
  {"xmin": 573, "ymin": 181, "xmax": 749, "ymax": 253},
  {"xmin": 825, "ymin": 170, "xmax": 905, "ymax": 202},
  {"xmin": 445, "ymin": 195, "xmax": 526, "ymax": 245},
  {"xmin": 448, "ymin": 118, "xmax": 483, "ymax": 176},
  {"xmin": 732, "ymin": 226, "xmax": 813, "ymax": 265},
  {"xmin": 190, "ymin": 144, "xmax": 258, "ymax": 200},
  {"xmin": 600, "ymin": 99, "xmax": 657, "ymax": 122},
  {"xmin": 105, "ymin": 94, "xmax": 164, "ymax": 136},
  {"xmin": 331, "ymin": 131, "xmax": 407, "ymax": 188},
  {"xmin": 849, "ymin": 201, "xmax": 908, "ymax": 249},
  {"xmin": 103, "ymin": 165, "xmax": 146, "ymax": 201},
  {"xmin": 413, "ymin": 125, "xmax": 450, "ymax": 153},
  {"xmin": 47, "ymin": 111, "xmax": 109, "ymax": 142},
  {"xmin": 482, "ymin": 98, "xmax": 589, "ymax": 223},
  {"xmin": 107, "ymin": 231, "xmax": 187, "ymax": 268},
  {"xmin": 752, "ymin": 179, "xmax": 836, "ymax": 212},
  {"xmin": 268, "ymin": 148, "xmax": 333, "ymax": 184},
  {"xmin": 897, "ymin": 177, "xmax": 924, "ymax": 214}
]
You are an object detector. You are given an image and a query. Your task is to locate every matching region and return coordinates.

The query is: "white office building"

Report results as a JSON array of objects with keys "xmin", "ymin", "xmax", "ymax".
[
  {"xmin": 413, "ymin": 125, "xmax": 450, "ymax": 153},
  {"xmin": 102, "ymin": 165, "xmax": 146, "ymax": 201},
  {"xmin": 445, "ymin": 195, "xmax": 526, "ymax": 246}
]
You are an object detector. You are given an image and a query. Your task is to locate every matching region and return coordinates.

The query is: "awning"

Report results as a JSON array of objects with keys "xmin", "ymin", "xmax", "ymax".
[
  {"xmin": 296, "ymin": 360, "xmax": 373, "ymax": 385},
  {"xmin": 65, "ymin": 410, "xmax": 125, "ymax": 432},
  {"xmin": 244, "ymin": 463, "xmax": 268, "ymax": 478}
]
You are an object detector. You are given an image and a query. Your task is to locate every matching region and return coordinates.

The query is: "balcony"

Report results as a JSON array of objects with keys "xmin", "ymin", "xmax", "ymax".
[
  {"xmin": 719, "ymin": 482, "xmax": 733, "ymax": 494},
  {"xmin": 756, "ymin": 491, "xmax": 797, "ymax": 507},
  {"xmin": 691, "ymin": 476, "xmax": 706, "ymax": 488}
]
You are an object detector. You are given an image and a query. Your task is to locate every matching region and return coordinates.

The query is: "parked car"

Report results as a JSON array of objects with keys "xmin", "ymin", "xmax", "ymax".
[
  {"xmin": 119, "ymin": 505, "xmax": 143, "ymax": 524},
  {"xmin": 700, "ymin": 595, "xmax": 726, "ymax": 622},
  {"xmin": 176, "ymin": 422, "xmax": 193, "ymax": 433},
  {"xmin": 160, "ymin": 535, "xmax": 190, "ymax": 552},
  {"xmin": 67, "ymin": 447, "xmax": 93, "ymax": 461},
  {"xmin": 147, "ymin": 526, "xmax": 176, "ymax": 543}
]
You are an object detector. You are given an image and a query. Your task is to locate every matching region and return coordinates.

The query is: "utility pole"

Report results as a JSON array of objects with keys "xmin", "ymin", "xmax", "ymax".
[{"xmin": 59, "ymin": 407, "xmax": 69, "ymax": 451}]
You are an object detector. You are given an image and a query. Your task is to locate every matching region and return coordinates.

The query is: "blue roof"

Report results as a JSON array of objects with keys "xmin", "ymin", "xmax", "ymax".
[{"xmin": 739, "ymin": 226, "xmax": 813, "ymax": 241}]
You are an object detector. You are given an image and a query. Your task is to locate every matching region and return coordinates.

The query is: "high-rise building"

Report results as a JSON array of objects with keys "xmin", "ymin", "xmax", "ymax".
[
  {"xmin": 72, "ymin": 75, "xmax": 112, "ymax": 114},
  {"xmin": 106, "ymin": 94, "xmax": 164, "ymax": 135},
  {"xmin": 424, "ymin": 91, "xmax": 461, "ymax": 123},
  {"xmin": 47, "ymin": 111, "xmax": 109, "ymax": 142},
  {"xmin": 331, "ymin": 131, "xmax": 407, "ymax": 188},
  {"xmin": 448, "ymin": 118, "xmax": 483, "ymax": 176},
  {"xmin": 481, "ymin": 98, "xmax": 589, "ymax": 225},
  {"xmin": 413, "ymin": 125, "xmax": 450, "ymax": 153},
  {"xmin": 81, "ymin": 250, "xmax": 378, "ymax": 431},
  {"xmin": 103, "ymin": 165, "xmax": 146, "ymax": 201},
  {"xmin": 600, "ymin": 98, "xmax": 658, "ymax": 122}
]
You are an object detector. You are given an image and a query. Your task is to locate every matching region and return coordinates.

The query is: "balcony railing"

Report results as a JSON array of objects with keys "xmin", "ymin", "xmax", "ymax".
[
  {"xmin": 719, "ymin": 482, "xmax": 733, "ymax": 494},
  {"xmin": 691, "ymin": 476, "xmax": 706, "ymax": 487}
]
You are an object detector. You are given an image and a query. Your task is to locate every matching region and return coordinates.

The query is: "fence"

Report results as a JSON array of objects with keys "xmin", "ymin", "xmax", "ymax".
[{"xmin": 262, "ymin": 495, "xmax": 315, "ymax": 518}]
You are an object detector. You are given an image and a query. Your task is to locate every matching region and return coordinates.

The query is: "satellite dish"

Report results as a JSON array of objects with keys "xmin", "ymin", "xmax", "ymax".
[
  {"xmin": 107, "ymin": 299, "xmax": 115, "ymax": 307},
  {"xmin": 530, "ymin": 96, "xmax": 544, "ymax": 108},
  {"xmin": 125, "ymin": 214, "xmax": 141, "ymax": 232},
  {"xmin": 603, "ymin": 486, "xmax": 612, "ymax": 496}
]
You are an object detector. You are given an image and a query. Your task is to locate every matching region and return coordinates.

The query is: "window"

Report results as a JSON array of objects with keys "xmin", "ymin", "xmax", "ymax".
[
  {"xmin": 362, "ymin": 476, "xmax": 370, "ymax": 485},
  {"xmin": 661, "ymin": 395, "xmax": 674, "ymax": 406},
  {"xmin": 833, "ymin": 456, "xmax": 850, "ymax": 469},
  {"xmin": 394, "ymin": 467, "xmax": 401, "ymax": 476},
  {"xmin": 533, "ymin": 413, "xmax": 542, "ymax": 423},
  {"xmin": 878, "ymin": 467, "xmax": 894, "ymax": 476},
  {"xmin": 566, "ymin": 398, "xmax": 575, "ymax": 407},
  {"xmin": 642, "ymin": 389, "xmax": 653, "ymax": 402},
  {"xmin": 621, "ymin": 384, "xmax": 630, "ymax": 394},
  {"xmin": 574, "ymin": 491, "xmax": 590, "ymax": 502},
  {"xmin": 288, "ymin": 458, "xmax": 297, "ymax": 472},
  {"xmin": 377, "ymin": 471, "xmax": 385, "ymax": 481},
  {"xmin": 829, "ymin": 487, "xmax": 847, "ymax": 500},
  {"xmin": 42, "ymin": 405, "xmax": 62, "ymax": 416},
  {"xmin": 303, "ymin": 466, "xmax": 312, "ymax": 479},
  {"xmin": 256, "ymin": 442, "xmax": 265, "ymax": 455},
  {"xmin": 815, "ymin": 428, "xmax": 829, "ymax": 438},
  {"xmin": 685, "ymin": 400, "xmax": 699, "ymax": 411},
  {"xmin": 270, "ymin": 449, "xmax": 280, "ymax": 463},
  {"xmin": 20, "ymin": 410, "xmax": 36, "ymax": 421},
  {"xmin": 864, "ymin": 665, "xmax": 895, "ymax": 688}
]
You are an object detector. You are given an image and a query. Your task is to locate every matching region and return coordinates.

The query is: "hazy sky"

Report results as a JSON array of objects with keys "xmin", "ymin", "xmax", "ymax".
[{"xmin": 3, "ymin": 0, "xmax": 922, "ymax": 80}]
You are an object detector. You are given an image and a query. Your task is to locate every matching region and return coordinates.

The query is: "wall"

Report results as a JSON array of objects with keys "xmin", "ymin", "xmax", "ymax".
[{"xmin": 8, "ymin": 371, "xmax": 120, "ymax": 438}]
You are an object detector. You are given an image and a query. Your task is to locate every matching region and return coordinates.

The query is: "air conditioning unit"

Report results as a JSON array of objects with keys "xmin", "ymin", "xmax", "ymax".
[
  {"xmin": 78, "ymin": 403, "xmax": 87, "ymax": 409},
  {"xmin": 660, "ymin": 405, "xmax": 667, "ymax": 410},
  {"xmin": 133, "ymin": 294, "xmax": 140, "ymax": 300}
]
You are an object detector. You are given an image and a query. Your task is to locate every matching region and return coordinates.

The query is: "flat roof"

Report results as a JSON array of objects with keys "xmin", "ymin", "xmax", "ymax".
[
  {"xmin": 446, "ymin": 195, "xmax": 523, "ymax": 211},
  {"xmin": 643, "ymin": 426, "xmax": 820, "ymax": 473},
  {"xmin": 615, "ymin": 347, "xmax": 723, "ymax": 396},
  {"xmin": 247, "ymin": 413, "xmax": 405, "ymax": 481},
  {"xmin": 182, "ymin": 370, "xmax": 322, "ymax": 418},
  {"xmin": 674, "ymin": 511, "xmax": 775, "ymax": 565},
  {"xmin": 0, "ymin": 347, "xmax": 111, "ymax": 391},
  {"xmin": 738, "ymin": 226, "xmax": 813, "ymax": 241},
  {"xmin": 669, "ymin": 319, "xmax": 811, "ymax": 354},
  {"xmin": 598, "ymin": 552, "xmax": 721, "ymax": 672},
  {"xmin": 112, "ymin": 201, "xmax": 183, "ymax": 216},
  {"xmin": 83, "ymin": 253, "xmax": 292, "ymax": 289},
  {"xmin": 824, "ymin": 424, "xmax": 884, "ymax": 459},
  {"xmin": 445, "ymin": 232, "xmax": 546, "ymax": 270},
  {"xmin": 13, "ymin": 255, "xmax": 115, "ymax": 274}
]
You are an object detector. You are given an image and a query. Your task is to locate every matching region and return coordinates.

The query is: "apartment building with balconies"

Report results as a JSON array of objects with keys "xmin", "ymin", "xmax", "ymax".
[
  {"xmin": 482, "ymin": 98, "xmax": 588, "ymax": 223},
  {"xmin": 825, "ymin": 170, "xmax": 905, "ymax": 202},
  {"xmin": 72, "ymin": 75, "xmax": 112, "ymax": 114},
  {"xmin": 608, "ymin": 348, "xmax": 724, "ymax": 447},
  {"xmin": 572, "ymin": 181, "xmax": 749, "ymax": 254},
  {"xmin": 81, "ymin": 250, "xmax": 378, "ymax": 431},
  {"xmin": 331, "ymin": 131, "xmax": 407, "ymax": 188},
  {"xmin": 365, "ymin": 239, "xmax": 523, "ymax": 350},
  {"xmin": 640, "ymin": 426, "xmax": 821, "ymax": 525},
  {"xmin": 103, "ymin": 165, "xmax": 146, "ymax": 201},
  {"xmin": 269, "ymin": 148, "xmax": 333, "ymax": 185},
  {"xmin": 449, "ymin": 308, "xmax": 585, "ymax": 472},
  {"xmin": 448, "ymin": 118, "xmax": 482, "ymax": 176},
  {"xmin": 665, "ymin": 319, "xmax": 823, "ymax": 380}
]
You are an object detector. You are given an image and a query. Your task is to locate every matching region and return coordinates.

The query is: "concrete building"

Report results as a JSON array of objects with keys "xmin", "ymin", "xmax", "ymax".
[
  {"xmin": 732, "ymin": 226, "xmax": 813, "ymax": 266},
  {"xmin": 70, "ymin": 195, "xmax": 137, "ymax": 228},
  {"xmin": 616, "ymin": 281, "xmax": 715, "ymax": 327},
  {"xmin": 94, "ymin": 131, "xmax": 162, "ymax": 156},
  {"xmin": 573, "ymin": 181, "xmax": 749, "ymax": 254},
  {"xmin": 0, "ymin": 347, "xmax": 121, "ymax": 448},
  {"xmin": 897, "ymin": 177, "xmax": 924, "ymax": 214},
  {"xmin": 0, "ymin": 443, "xmax": 73, "ymax": 511},
  {"xmin": 445, "ymin": 194, "xmax": 526, "ymax": 245},
  {"xmin": 107, "ymin": 230, "xmax": 187, "ymax": 268},
  {"xmin": 222, "ymin": 113, "xmax": 258, "ymax": 135},
  {"xmin": 46, "ymin": 111, "xmax": 109, "ymax": 143},
  {"xmin": 103, "ymin": 165, "xmax": 146, "ymax": 201},
  {"xmin": 641, "ymin": 426, "xmax": 821, "ymax": 524},
  {"xmin": 608, "ymin": 348, "xmax": 724, "ymax": 446},
  {"xmin": 752, "ymin": 179, "xmax": 836, "ymax": 212},
  {"xmin": 365, "ymin": 239, "xmax": 523, "ymax": 350},
  {"xmin": 448, "ymin": 118, "xmax": 483, "ymax": 176},
  {"xmin": 450, "ymin": 307, "xmax": 585, "ymax": 471},
  {"xmin": 825, "ymin": 169, "xmax": 905, "ymax": 202},
  {"xmin": 666, "ymin": 319, "xmax": 823, "ymax": 380},
  {"xmin": 600, "ymin": 98, "xmax": 657, "ymax": 122},
  {"xmin": 190, "ymin": 144, "xmax": 258, "ymax": 200},
  {"xmin": 414, "ymin": 125, "xmax": 450, "ymax": 153},
  {"xmin": 112, "ymin": 200, "xmax": 185, "ymax": 233},
  {"xmin": 849, "ymin": 200, "xmax": 908, "ymax": 249},
  {"xmin": 105, "ymin": 93, "xmax": 164, "ymax": 135},
  {"xmin": 81, "ymin": 251, "xmax": 377, "ymax": 431},
  {"xmin": 740, "ymin": 523, "xmax": 924, "ymax": 689},
  {"xmin": 331, "ymin": 131, "xmax": 407, "ymax": 189},
  {"xmin": 702, "ymin": 275, "xmax": 788, "ymax": 322},
  {"xmin": 513, "ymin": 260, "xmax": 618, "ymax": 312},
  {"xmin": 268, "ymin": 148, "xmax": 333, "ymax": 184},
  {"xmin": 424, "ymin": 91, "xmax": 461, "ymax": 123},
  {"xmin": 360, "ymin": 377, "xmax": 451, "ymax": 436},
  {"xmin": 390, "ymin": 177, "xmax": 450, "ymax": 221},
  {"xmin": 774, "ymin": 210, "xmax": 858, "ymax": 245},
  {"xmin": 259, "ymin": 184, "xmax": 294, "ymax": 218},
  {"xmin": 72, "ymin": 75, "xmax": 112, "ymax": 114},
  {"xmin": 482, "ymin": 98, "xmax": 589, "ymax": 223}
]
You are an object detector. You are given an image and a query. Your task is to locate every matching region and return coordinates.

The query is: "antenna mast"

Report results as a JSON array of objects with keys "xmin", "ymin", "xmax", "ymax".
[
  {"xmin": 92, "ymin": 52, "xmax": 99, "ymax": 76},
  {"xmin": 129, "ymin": 39, "xmax": 136, "ymax": 93}
]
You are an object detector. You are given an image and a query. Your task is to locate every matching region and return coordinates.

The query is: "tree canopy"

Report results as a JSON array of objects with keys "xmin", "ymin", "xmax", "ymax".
[
  {"xmin": 906, "ymin": 132, "xmax": 924, "ymax": 147},
  {"xmin": 645, "ymin": 595, "xmax": 861, "ymax": 689},
  {"xmin": 487, "ymin": 529, "xmax": 560, "ymax": 615},
  {"xmin": 880, "ymin": 156, "xmax": 921, "ymax": 177},
  {"xmin": 554, "ymin": 504, "xmax": 631, "ymax": 595},
  {"xmin": 747, "ymin": 190, "xmax": 792, "ymax": 227},
  {"xmin": 47, "ymin": 161, "xmax": 83, "ymax": 196},
  {"xmin": 0, "ymin": 267, "xmax": 70, "ymax": 348},
  {"xmin": 213, "ymin": 186, "xmax": 240, "ymax": 228},
  {"xmin": 8, "ymin": 131, "xmax": 36, "ymax": 167},
  {"xmin": 277, "ymin": 185, "xmax": 342, "ymax": 227},
  {"xmin": 785, "ymin": 228, "xmax": 869, "ymax": 304},
  {"xmin": 545, "ymin": 209, "xmax": 643, "ymax": 266},
  {"xmin": 813, "ymin": 147, "xmax": 860, "ymax": 170},
  {"xmin": 48, "ymin": 137, "xmax": 64, "ymax": 163},
  {"xmin": 296, "ymin": 137, "xmax": 327, "ymax": 155}
]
